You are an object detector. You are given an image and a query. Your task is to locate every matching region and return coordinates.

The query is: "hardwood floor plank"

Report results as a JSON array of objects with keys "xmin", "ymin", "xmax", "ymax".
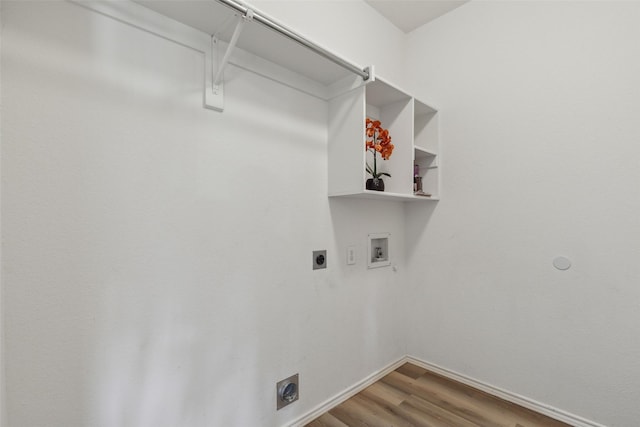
[
  {"xmin": 401, "ymin": 395, "xmax": 481, "ymax": 427},
  {"xmin": 361, "ymin": 381, "xmax": 410, "ymax": 406},
  {"xmin": 328, "ymin": 402, "xmax": 372, "ymax": 427},
  {"xmin": 307, "ymin": 412, "xmax": 350, "ymax": 427},
  {"xmin": 417, "ymin": 370, "xmax": 527, "ymax": 414},
  {"xmin": 350, "ymin": 394, "xmax": 416, "ymax": 427},
  {"xmin": 359, "ymin": 385, "xmax": 436, "ymax": 427},
  {"xmin": 305, "ymin": 363, "xmax": 571, "ymax": 427},
  {"xmin": 380, "ymin": 371, "xmax": 504, "ymax": 426},
  {"xmin": 396, "ymin": 362, "xmax": 428, "ymax": 379},
  {"xmin": 411, "ymin": 373, "xmax": 515, "ymax": 426},
  {"xmin": 414, "ymin": 372, "xmax": 570, "ymax": 427},
  {"xmin": 331, "ymin": 397, "xmax": 406, "ymax": 427},
  {"xmin": 396, "ymin": 400, "xmax": 469, "ymax": 427}
]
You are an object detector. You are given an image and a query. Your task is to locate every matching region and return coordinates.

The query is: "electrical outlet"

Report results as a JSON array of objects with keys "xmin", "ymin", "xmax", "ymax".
[
  {"xmin": 347, "ymin": 246, "xmax": 356, "ymax": 265},
  {"xmin": 313, "ymin": 250, "xmax": 327, "ymax": 270}
]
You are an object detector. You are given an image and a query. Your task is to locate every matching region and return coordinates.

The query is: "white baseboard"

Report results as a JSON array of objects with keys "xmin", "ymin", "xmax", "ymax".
[
  {"xmin": 284, "ymin": 357, "xmax": 408, "ymax": 427},
  {"xmin": 406, "ymin": 356, "xmax": 606, "ymax": 427},
  {"xmin": 286, "ymin": 354, "xmax": 606, "ymax": 427}
]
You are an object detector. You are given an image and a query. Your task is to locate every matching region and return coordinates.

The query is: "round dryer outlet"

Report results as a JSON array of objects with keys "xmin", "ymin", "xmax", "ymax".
[{"xmin": 276, "ymin": 374, "xmax": 299, "ymax": 409}]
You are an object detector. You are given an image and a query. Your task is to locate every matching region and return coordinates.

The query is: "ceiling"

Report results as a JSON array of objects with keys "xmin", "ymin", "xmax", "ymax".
[{"xmin": 365, "ymin": 0, "xmax": 471, "ymax": 33}]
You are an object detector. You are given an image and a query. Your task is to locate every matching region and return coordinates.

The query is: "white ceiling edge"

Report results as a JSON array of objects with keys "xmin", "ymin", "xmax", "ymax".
[{"xmin": 365, "ymin": 0, "xmax": 471, "ymax": 33}]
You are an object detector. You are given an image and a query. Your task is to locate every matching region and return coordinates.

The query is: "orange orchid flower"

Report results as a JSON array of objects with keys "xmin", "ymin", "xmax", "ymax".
[{"xmin": 365, "ymin": 117, "xmax": 393, "ymax": 179}]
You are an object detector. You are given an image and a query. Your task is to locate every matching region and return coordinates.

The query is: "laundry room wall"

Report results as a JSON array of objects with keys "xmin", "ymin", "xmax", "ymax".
[
  {"xmin": 1, "ymin": 1, "xmax": 408, "ymax": 426},
  {"xmin": 404, "ymin": 2, "xmax": 640, "ymax": 426}
]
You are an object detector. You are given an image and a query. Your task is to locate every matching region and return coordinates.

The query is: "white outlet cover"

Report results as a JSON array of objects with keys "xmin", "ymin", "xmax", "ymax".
[{"xmin": 347, "ymin": 246, "xmax": 356, "ymax": 265}]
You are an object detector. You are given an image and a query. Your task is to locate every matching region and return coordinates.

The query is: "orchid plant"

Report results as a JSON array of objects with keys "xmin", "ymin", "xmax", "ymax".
[{"xmin": 365, "ymin": 117, "xmax": 394, "ymax": 179}]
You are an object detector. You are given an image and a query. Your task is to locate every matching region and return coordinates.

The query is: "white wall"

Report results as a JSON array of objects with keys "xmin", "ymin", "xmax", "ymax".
[
  {"xmin": 1, "ymin": 1, "xmax": 407, "ymax": 426},
  {"xmin": 405, "ymin": 2, "xmax": 640, "ymax": 426},
  {"xmin": 0, "ymin": 1, "xmax": 5, "ymax": 424}
]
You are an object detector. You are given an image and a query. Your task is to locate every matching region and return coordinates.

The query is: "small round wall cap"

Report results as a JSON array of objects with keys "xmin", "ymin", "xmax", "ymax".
[{"xmin": 553, "ymin": 256, "xmax": 571, "ymax": 271}]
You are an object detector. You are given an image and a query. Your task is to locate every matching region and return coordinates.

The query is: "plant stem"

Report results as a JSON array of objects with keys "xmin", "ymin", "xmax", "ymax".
[{"xmin": 373, "ymin": 129, "xmax": 377, "ymax": 177}]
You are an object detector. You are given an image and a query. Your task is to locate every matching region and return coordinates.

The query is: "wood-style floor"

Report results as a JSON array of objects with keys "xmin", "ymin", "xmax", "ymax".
[{"xmin": 305, "ymin": 363, "xmax": 570, "ymax": 427}]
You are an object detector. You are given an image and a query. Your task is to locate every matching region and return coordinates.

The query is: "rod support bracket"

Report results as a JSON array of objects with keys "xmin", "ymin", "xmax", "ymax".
[
  {"xmin": 205, "ymin": 36, "xmax": 228, "ymax": 111},
  {"xmin": 364, "ymin": 65, "xmax": 375, "ymax": 83},
  {"xmin": 244, "ymin": 8, "xmax": 254, "ymax": 22},
  {"xmin": 206, "ymin": 10, "xmax": 254, "ymax": 111}
]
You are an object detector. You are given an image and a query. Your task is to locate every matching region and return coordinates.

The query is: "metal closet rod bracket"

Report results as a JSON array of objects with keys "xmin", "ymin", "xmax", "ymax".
[
  {"xmin": 206, "ymin": 0, "xmax": 372, "ymax": 111},
  {"xmin": 212, "ymin": 8, "xmax": 254, "ymax": 90},
  {"xmin": 214, "ymin": 0, "xmax": 370, "ymax": 81}
]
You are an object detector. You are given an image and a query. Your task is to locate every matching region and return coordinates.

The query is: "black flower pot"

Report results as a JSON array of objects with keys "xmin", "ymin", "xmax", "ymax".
[{"xmin": 366, "ymin": 178, "xmax": 385, "ymax": 192}]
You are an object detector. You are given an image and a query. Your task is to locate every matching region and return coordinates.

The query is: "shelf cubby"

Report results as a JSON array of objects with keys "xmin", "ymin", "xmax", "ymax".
[
  {"xmin": 328, "ymin": 78, "xmax": 440, "ymax": 201},
  {"xmin": 413, "ymin": 99, "xmax": 440, "ymax": 199}
]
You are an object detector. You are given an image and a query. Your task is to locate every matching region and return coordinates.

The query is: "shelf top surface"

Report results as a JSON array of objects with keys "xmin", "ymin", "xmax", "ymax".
[
  {"xmin": 366, "ymin": 79, "xmax": 411, "ymax": 108},
  {"xmin": 330, "ymin": 191, "xmax": 439, "ymax": 202},
  {"xmin": 135, "ymin": 0, "xmax": 354, "ymax": 85},
  {"xmin": 414, "ymin": 146, "xmax": 437, "ymax": 157},
  {"xmin": 415, "ymin": 99, "xmax": 437, "ymax": 115}
]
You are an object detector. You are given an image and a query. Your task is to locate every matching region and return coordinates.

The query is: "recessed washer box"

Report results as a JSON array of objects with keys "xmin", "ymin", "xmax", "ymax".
[{"xmin": 368, "ymin": 233, "xmax": 390, "ymax": 269}]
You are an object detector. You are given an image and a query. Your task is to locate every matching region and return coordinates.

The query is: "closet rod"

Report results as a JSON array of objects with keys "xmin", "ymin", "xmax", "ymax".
[{"xmin": 215, "ymin": 0, "xmax": 370, "ymax": 81}]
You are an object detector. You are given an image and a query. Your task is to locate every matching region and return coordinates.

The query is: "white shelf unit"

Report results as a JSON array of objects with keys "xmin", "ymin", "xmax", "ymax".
[
  {"xmin": 414, "ymin": 100, "xmax": 440, "ymax": 199},
  {"xmin": 328, "ymin": 78, "xmax": 440, "ymax": 202}
]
